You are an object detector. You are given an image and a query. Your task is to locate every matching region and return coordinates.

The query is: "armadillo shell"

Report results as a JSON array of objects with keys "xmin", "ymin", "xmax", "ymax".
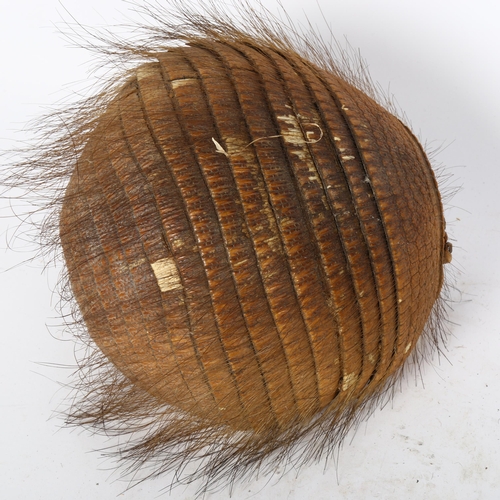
[{"xmin": 60, "ymin": 39, "xmax": 447, "ymax": 434}]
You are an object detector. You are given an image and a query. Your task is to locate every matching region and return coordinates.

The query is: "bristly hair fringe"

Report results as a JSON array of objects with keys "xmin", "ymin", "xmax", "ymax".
[{"xmin": 0, "ymin": 0, "xmax": 456, "ymax": 496}]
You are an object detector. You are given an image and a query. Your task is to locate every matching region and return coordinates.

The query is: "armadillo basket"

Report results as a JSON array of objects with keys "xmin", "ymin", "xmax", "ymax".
[{"xmin": 32, "ymin": 1, "xmax": 452, "ymax": 494}]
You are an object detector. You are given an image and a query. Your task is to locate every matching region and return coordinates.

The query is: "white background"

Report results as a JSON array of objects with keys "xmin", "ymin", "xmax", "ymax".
[{"xmin": 1, "ymin": 1, "xmax": 499, "ymax": 499}]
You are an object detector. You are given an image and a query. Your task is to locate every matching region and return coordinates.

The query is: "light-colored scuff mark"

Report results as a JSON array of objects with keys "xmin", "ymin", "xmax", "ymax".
[
  {"xmin": 171, "ymin": 238, "xmax": 187, "ymax": 252},
  {"xmin": 275, "ymin": 115, "xmax": 323, "ymax": 160},
  {"xmin": 341, "ymin": 104, "xmax": 349, "ymax": 111},
  {"xmin": 342, "ymin": 372, "xmax": 358, "ymax": 391},
  {"xmin": 334, "ymin": 136, "xmax": 341, "ymax": 142},
  {"xmin": 277, "ymin": 116, "xmax": 323, "ymax": 143},
  {"xmin": 212, "ymin": 117, "xmax": 322, "ymax": 161},
  {"xmin": 129, "ymin": 258, "xmax": 147, "ymax": 269},
  {"xmin": 212, "ymin": 135, "xmax": 283, "ymax": 159},
  {"xmin": 136, "ymin": 66, "xmax": 159, "ymax": 81},
  {"xmin": 171, "ymin": 78, "xmax": 197, "ymax": 89},
  {"xmin": 405, "ymin": 342, "xmax": 412, "ymax": 354},
  {"xmin": 151, "ymin": 258, "xmax": 183, "ymax": 293},
  {"xmin": 277, "ymin": 114, "xmax": 307, "ymax": 147},
  {"xmin": 221, "ymin": 136, "xmax": 255, "ymax": 165},
  {"xmin": 265, "ymin": 235, "xmax": 281, "ymax": 253},
  {"xmin": 342, "ymin": 155, "xmax": 355, "ymax": 161}
]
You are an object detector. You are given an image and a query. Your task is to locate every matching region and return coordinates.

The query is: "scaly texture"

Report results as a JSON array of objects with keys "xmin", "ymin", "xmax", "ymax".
[
  {"xmin": 3, "ymin": 1, "xmax": 452, "ymax": 494},
  {"xmin": 60, "ymin": 39, "xmax": 447, "ymax": 436}
]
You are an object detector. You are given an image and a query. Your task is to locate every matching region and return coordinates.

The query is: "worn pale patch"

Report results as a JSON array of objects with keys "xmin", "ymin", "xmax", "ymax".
[
  {"xmin": 136, "ymin": 66, "xmax": 159, "ymax": 81},
  {"xmin": 151, "ymin": 258, "xmax": 182, "ymax": 292},
  {"xmin": 342, "ymin": 372, "xmax": 358, "ymax": 391},
  {"xmin": 404, "ymin": 342, "xmax": 412, "ymax": 354},
  {"xmin": 276, "ymin": 114, "xmax": 307, "ymax": 148},
  {"xmin": 171, "ymin": 78, "xmax": 197, "ymax": 89},
  {"xmin": 129, "ymin": 257, "xmax": 147, "ymax": 269}
]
